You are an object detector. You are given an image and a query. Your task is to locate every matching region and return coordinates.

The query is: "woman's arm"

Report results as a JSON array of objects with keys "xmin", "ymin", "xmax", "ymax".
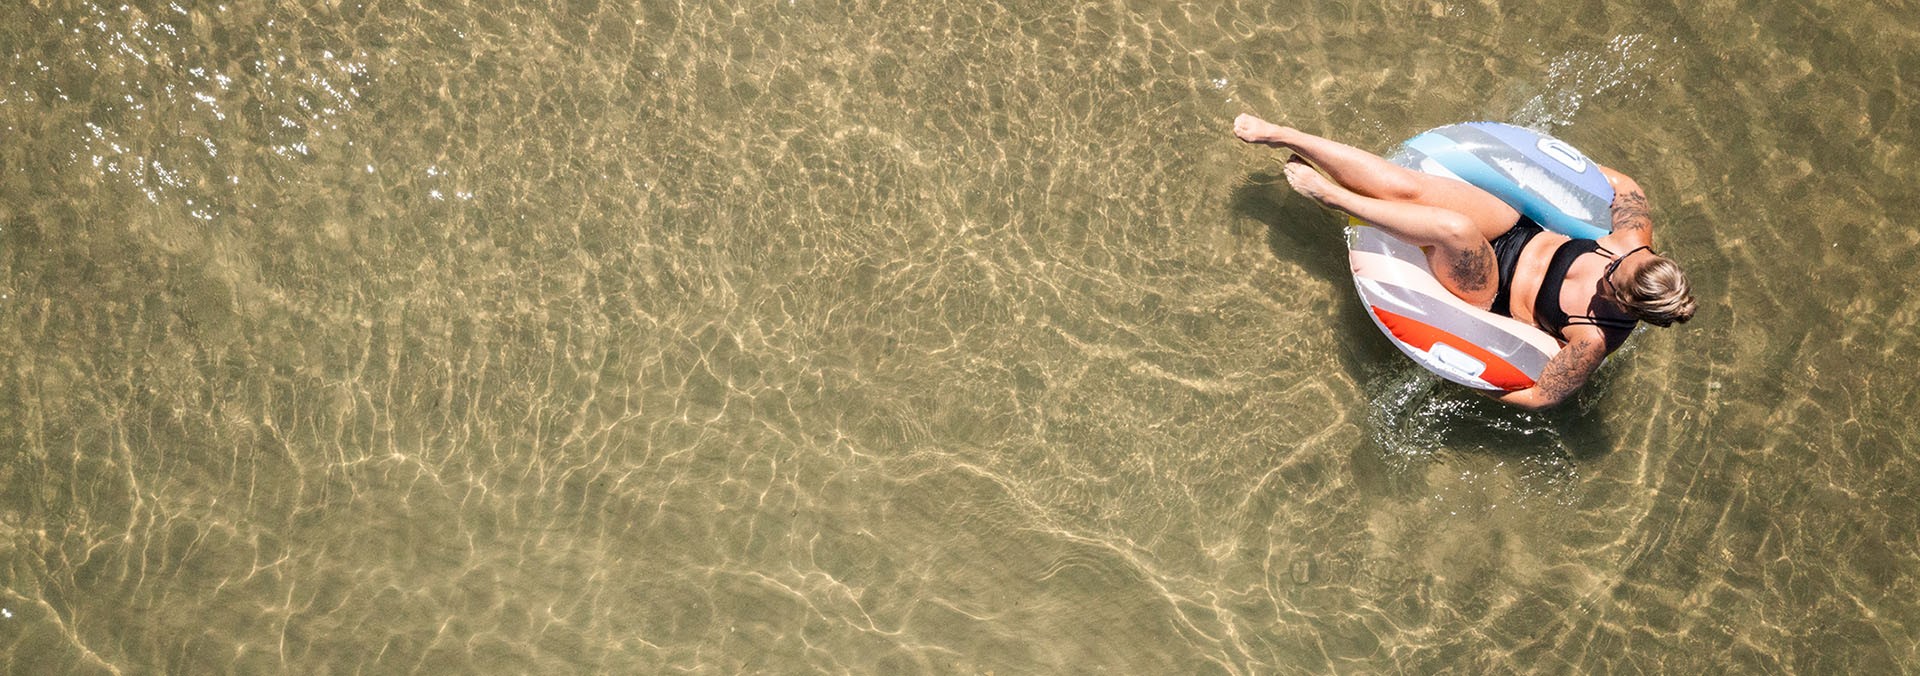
[
  {"xmin": 1599, "ymin": 166, "xmax": 1654, "ymax": 245},
  {"xmin": 1490, "ymin": 331, "xmax": 1609, "ymax": 410}
]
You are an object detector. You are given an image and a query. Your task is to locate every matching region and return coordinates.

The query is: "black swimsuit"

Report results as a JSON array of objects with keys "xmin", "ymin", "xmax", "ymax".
[
  {"xmin": 1489, "ymin": 220, "xmax": 1640, "ymax": 345},
  {"xmin": 1489, "ymin": 218, "xmax": 1542, "ymax": 317},
  {"xmin": 1534, "ymin": 240, "xmax": 1640, "ymax": 346}
]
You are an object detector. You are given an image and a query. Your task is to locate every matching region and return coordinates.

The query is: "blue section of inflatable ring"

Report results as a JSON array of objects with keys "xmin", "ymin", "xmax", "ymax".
[
  {"xmin": 1402, "ymin": 123, "xmax": 1614, "ymax": 240},
  {"xmin": 1464, "ymin": 123, "xmax": 1614, "ymax": 200}
]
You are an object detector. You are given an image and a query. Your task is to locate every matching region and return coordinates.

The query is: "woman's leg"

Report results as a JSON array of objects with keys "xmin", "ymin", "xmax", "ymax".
[
  {"xmin": 1234, "ymin": 114, "xmax": 1521, "ymax": 241},
  {"xmin": 1284, "ymin": 159, "xmax": 1498, "ymax": 308}
]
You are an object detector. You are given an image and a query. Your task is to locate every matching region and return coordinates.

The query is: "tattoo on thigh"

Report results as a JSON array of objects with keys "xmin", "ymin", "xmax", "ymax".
[{"xmin": 1449, "ymin": 252, "xmax": 1491, "ymax": 292}]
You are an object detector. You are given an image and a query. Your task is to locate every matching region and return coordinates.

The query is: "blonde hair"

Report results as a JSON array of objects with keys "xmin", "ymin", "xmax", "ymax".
[{"xmin": 1618, "ymin": 256, "xmax": 1696, "ymax": 326}]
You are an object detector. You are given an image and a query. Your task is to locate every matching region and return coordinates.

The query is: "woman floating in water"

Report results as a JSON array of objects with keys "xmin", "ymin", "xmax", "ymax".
[{"xmin": 1233, "ymin": 114, "xmax": 1696, "ymax": 410}]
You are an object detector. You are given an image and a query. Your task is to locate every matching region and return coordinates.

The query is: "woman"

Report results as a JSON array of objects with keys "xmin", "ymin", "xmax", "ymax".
[{"xmin": 1232, "ymin": 114, "xmax": 1696, "ymax": 410}]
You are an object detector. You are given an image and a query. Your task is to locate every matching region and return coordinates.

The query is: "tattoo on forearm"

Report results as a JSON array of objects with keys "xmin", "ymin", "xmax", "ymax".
[{"xmin": 1612, "ymin": 190, "xmax": 1651, "ymax": 234}]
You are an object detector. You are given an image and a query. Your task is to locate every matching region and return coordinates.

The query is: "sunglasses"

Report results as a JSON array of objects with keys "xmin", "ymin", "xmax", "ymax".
[{"xmin": 1601, "ymin": 245, "xmax": 1654, "ymax": 302}]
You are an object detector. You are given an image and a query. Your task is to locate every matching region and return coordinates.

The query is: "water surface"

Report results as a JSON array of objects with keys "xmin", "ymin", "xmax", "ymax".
[{"xmin": 3, "ymin": 0, "xmax": 1917, "ymax": 672}]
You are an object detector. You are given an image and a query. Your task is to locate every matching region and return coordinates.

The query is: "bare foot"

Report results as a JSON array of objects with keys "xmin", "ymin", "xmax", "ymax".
[
  {"xmin": 1233, "ymin": 114, "xmax": 1292, "ymax": 147},
  {"xmin": 1283, "ymin": 157, "xmax": 1343, "ymax": 208}
]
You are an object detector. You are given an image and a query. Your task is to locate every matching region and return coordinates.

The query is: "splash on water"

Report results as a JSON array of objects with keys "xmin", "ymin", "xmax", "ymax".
[{"xmin": 1514, "ymin": 34, "xmax": 1673, "ymax": 130}]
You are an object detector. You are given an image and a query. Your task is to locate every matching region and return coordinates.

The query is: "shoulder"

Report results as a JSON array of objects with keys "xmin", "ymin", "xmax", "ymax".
[
  {"xmin": 1599, "ymin": 167, "xmax": 1654, "ymax": 246},
  {"xmin": 1559, "ymin": 326, "xmax": 1615, "ymax": 362},
  {"xmin": 1599, "ymin": 165, "xmax": 1640, "ymax": 193},
  {"xmin": 1565, "ymin": 314, "xmax": 1634, "ymax": 355}
]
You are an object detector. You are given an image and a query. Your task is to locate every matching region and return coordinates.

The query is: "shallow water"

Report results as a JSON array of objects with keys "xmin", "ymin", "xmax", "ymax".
[{"xmin": 2, "ymin": 0, "xmax": 1916, "ymax": 672}]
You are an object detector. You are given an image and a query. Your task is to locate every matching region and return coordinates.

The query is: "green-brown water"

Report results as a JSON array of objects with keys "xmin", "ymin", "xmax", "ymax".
[{"xmin": 3, "ymin": 0, "xmax": 1916, "ymax": 672}]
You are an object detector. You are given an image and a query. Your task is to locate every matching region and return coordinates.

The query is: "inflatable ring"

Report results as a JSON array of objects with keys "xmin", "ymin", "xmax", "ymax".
[{"xmin": 1346, "ymin": 122, "xmax": 1615, "ymax": 391}]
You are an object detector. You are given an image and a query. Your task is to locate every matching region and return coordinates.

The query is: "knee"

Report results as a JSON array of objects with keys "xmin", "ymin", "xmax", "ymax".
[
  {"xmin": 1377, "ymin": 173, "xmax": 1424, "ymax": 202},
  {"xmin": 1433, "ymin": 213, "xmax": 1479, "ymax": 247}
]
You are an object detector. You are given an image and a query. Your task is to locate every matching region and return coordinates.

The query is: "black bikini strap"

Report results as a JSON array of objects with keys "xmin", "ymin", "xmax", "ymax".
[
  {"xmin": 1596, "ymin": 244, "xmax": 1654, "ymax": 262},
  {"xmin": 1600, "ymin": 245, "xmax": 1656, "ymax": 305},
  {"xmin": 1565, "ymin": 315, "xmax": 1639, "ymax": 330}
]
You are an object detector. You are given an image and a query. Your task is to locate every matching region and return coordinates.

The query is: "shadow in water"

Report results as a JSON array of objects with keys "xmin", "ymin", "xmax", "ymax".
[
  {"xmin": 1232, "ymin": 172, "xmax": 1618, "ymax": 492},
  {"xmin": 1230, "ymin": 173, "xmax": 1397, "ymax": 378}
]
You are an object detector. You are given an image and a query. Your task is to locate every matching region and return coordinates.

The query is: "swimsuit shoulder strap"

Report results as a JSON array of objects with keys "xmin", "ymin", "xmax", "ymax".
[
  {"xmin": 1564, "ymin": 314, "xmax": 1638, "ymax": 351},
  {"xmin": 1565, "ymin": 315, "xmax": 1639, "ymax": 330},
  {"xmin": 1562, "ymin": 242, "xmax": 1648, "ymax": 347}
]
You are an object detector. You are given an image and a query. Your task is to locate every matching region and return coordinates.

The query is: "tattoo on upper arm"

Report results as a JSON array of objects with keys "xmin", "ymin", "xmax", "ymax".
[
  {"xmin": 1537, "ymin": 338, "xmax": 1604, "ymax": 403},
  {"xmin": 1611, "ymin": 189, "xmax": 1651, "ymax": 235}
]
